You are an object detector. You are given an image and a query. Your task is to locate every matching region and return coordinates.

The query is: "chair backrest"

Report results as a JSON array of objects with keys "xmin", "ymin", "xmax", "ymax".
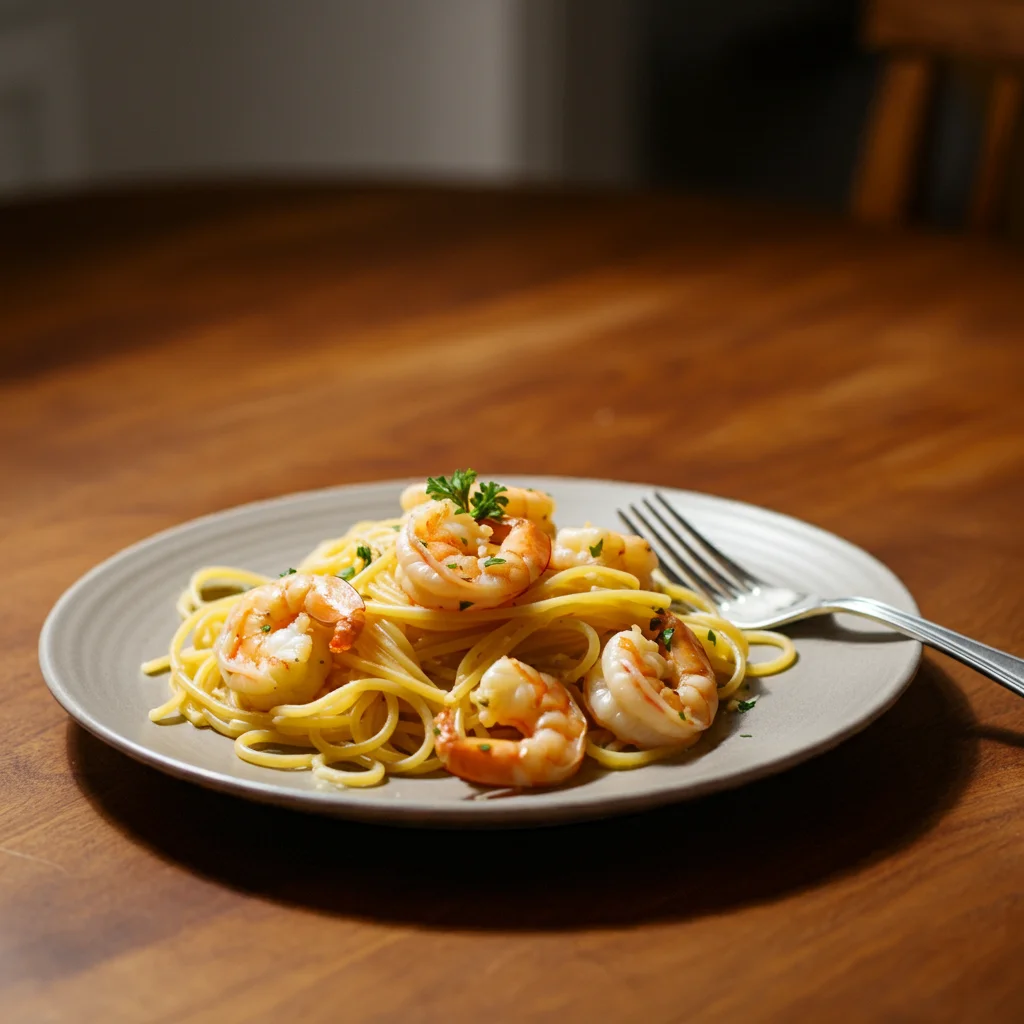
[{"xmin": 852, "ymin": 0, "xmax": 1024, "ymax": 230}]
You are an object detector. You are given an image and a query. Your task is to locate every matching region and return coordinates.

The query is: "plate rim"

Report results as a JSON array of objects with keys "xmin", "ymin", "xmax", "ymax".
[{"xmin": 39, "ymin": 475, "xmax": 922, "ymax": 827}]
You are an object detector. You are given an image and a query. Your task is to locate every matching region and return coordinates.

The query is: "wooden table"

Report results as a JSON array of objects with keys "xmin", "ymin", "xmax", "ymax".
[{"xmin": 2, "ymin": 185, "xmax": 1022, "ymax": 1022}]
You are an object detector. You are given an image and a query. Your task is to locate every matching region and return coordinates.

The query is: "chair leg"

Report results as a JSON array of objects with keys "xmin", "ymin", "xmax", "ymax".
[
  {"xmin": 969, "ymin": 71, "xmax": 1022, "ymax": 232},
  {"xmin": 852, "ymin": 55, "xmax": 934, "ymax": 226}
]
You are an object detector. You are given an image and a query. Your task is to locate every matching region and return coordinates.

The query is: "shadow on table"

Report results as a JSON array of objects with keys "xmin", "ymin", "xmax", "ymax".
[{"xmin": 70, "ymin": 659, "xmax": 980, "ymax": 931}]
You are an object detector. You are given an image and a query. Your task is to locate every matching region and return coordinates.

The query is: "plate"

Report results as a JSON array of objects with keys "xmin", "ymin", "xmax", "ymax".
[{"xmin": 39, "ymin": 477, "xmax": 921, "ymax": 826}]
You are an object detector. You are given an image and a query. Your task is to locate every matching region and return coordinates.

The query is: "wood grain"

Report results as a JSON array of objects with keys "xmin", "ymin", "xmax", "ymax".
[{"xmin": 2, "ymin": 184, "xmax": 1023, "ymax": 1023}]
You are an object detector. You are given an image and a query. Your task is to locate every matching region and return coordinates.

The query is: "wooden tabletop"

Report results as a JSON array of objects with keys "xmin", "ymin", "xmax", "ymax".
[{"xmin": 2, "ymin": 184, "xmax": 1023, "ymax": 1023}]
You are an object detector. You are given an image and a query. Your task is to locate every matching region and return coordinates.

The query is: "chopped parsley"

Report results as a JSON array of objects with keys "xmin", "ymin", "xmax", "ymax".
[
  {"xmin": 260, "ymin": 624, "xmax": 272, "ymax": 633},
  {"xmin": 356, "ymin": 544, "xmax": 373, "ymax": 565},
  {"xmin": 338, "ymin": 566, "xmax": 356, "ymax": 581},
  {"xmin": 740, "ymin": 733, "xmax": 752, "ymax": 738},
  {"xmin": 479, "ymin": 743, "xmax": 492, "ymax": 753},
  {"xmin": 660, "ymin": 626, "xmax": 676, "ymax": 650},
  {"xmin": 678, "ymin": 710, "xmax": 687, "ymax": 720},
  {"xmin": 482, "ymin": 556, "xmax": 506, "ymax": 568},
  {"xmin": 707, "ymin": 629, "xmax": 717, "ymax": 644},
  {"xmin": 446, "ymin": 562, "xmax": 459, "ymax": 570},
  {"xmin": 432, "ymin": 726, "xmax": 441, "ymax": 736},
  {"xmin": 736, "ymin": 698, "xmax": 758, "ymax": 713},
  {"xmin": 392, "ymin": 524, "xmax": 401, "ymax": 531},
  {"xmin": 459, "ymin": 601, "xmax": 474, "ymax": 611},
  {"xmin": 278, "ymin": 568, "xmax": 297, "ymax": 576},
  {"xmin": 589, "ymin": 538, "xmax": 604, "ymax": 557}
]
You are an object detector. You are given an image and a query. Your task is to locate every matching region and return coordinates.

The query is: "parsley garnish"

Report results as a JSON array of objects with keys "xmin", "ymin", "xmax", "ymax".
[
  {"xmin": 459, "ymin": 600, "xmax": 473, "ymax": 611},
  {"xmin": 740, "ymin": 733, "xmax": 752, "ymax": 738},
  {"xmin": 338, "ymin": 566, "xmax": 356, "ymax": 581},
  {"xmin": 425, "ymin": 469, "xmax": 478, "ymax": 515},
  {"xmin": 707, "ymin": 629, "xmax": 716, "ymax": 644},
  {"xmin": 425, "ymin": 469, "xmax": 508, "ymax": 521},
  {"xmin": 482, "ymin": 556, "xmax": 506, "ymax": 568},
  {"xmin": 737, "ymin": 698, "xmax": 757, "ymax": 712},
  {"xmin": 660, "ymin": 627, "xmax": 675, "ymax": 650},
  {"xmin": 678, "ymin": 710, "xmax": 688, "ymax": 720},
  {"xmin": 356, "ymin": 544, "xmax": 373, "ymax": 565},
  {"xmin": 589, "ymin": 538, "xmax": 604, "ymax": 557},
  {"xmin": 446, "ymin": 562, "xmax": 459, "ymax": 570},
  {"xmin": 260, "ymin": 624, "xmax": 272, "ymax": 633},
  {"xmin": 432, "ymin": 726, "xmax": 441, "ymax": 736},
  {"xmin": 392, "ymin": 524, "xmax": 401, "ymax": 531},
  {"xmin": 279, "ymin": 568, "xmax": 296, "ymax": 576},
  {"xmin": 470, "ymin": 480, "xmax": 509, "ymax": 522},
  {"xmin": 479, "ymin": 743, "xmax": 491, "ymax": 753}
]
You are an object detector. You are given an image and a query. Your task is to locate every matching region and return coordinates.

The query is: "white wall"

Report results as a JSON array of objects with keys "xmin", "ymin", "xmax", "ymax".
[{"xmin": 0, "ymin": 0, "xmax": 639, "ymax": 195}]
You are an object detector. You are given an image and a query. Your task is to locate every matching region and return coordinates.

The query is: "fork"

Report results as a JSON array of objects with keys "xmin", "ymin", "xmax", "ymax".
[{"xmin": 619, "ymin": 492, "xmax": 1024, "ymax": 700}]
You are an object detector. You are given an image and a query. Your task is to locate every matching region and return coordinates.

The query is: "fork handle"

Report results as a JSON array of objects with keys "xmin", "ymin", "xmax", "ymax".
[{"xmin": 825, "ymin": 596, "xmax": 1024, "ymax": 699}]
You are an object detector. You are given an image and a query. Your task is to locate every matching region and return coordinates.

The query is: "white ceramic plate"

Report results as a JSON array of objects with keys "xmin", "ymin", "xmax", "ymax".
[{"xmin": 40, "ymin": 477, "xmax": 921, "ymax": 826}]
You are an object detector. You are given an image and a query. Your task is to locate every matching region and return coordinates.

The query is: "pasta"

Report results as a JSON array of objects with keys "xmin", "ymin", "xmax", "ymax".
[{"xmin": 142, "ymin": 473, "xmax": 796, "ymax": 789}]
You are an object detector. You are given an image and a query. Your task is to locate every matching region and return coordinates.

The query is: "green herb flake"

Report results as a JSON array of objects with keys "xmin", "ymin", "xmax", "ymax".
[
  {"xmin": 479, "ymin": 743, "xmax": 492, "ymax": 753},
  {"xmin": 260, "ymin": 624, "xmax": 272, "ymax": 633},
  {"xmin": 660, "ymin": 627, "xmax": 676, "ymax": 650},
  {"xmin": 737, "ymin": 698, "xmax": 758, "ymax": 713},
  {"xmin": 338, "ymin": 566, "xmax": 356, "ymax": 581},
  {"xmin": 432, "ymin": 727, "xmax": 441, "ymax": 736},
  {"xmin": 392, "ymin": 524, "xmax": 401, "ymax": 531},
  {"xmin": 707, "ymin": 629, "xmax": 717, "ymax": 644},
  {"xmin": 740, "ymin": 733, "xmax": 752, "ymax": 738},
  {"xmin": 459, "ymin": 601, "xmax": 473, "ymax": 611},
  {"xmin": 446, "ymin": 562, "xmax": 459, "ymax": 570},
  {"xmin": 356, "ymin": 544, "xmax": 373, "ymax": 565},
  {"xmin": 482, "ymin": 556, "xmax": 506, "ymax": 568},
  {"xmin": 678, "ymin": 710, "xmax": 687, "ymax": 720},
  {"xmin": 279, "ymin": 568, "xmax": 297, "ymax": 576},
  {"xmin": 589, "ymin": 538, "xmax": 604, "ymax": 557}
]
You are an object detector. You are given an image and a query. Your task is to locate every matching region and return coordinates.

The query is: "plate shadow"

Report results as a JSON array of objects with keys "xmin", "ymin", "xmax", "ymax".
[{"xmin": 70, "ymin": 659, "xmax": 978, "ymax": 931}]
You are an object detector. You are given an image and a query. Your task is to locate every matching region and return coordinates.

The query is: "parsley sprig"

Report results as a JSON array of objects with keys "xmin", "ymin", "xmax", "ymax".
[{"xmin": 425, "ymin": 469, "xmax": 508, "ymax": 521}]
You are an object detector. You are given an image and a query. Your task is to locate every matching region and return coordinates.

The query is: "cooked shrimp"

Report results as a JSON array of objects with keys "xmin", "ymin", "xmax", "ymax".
[
  {"xmin": 396, "ymin": 499, "xmax": 551, "ymax": 610},
  {"xmin": 585, "ymin": 614, "xmax": 718, "ymax": 748},
  {"xmin": 400, "ymin": 482, "xmax": 557, "ymax": 536},
  {"xmin": 550, "ymin": 525, "xmax": 658, "ymax": 588},
  {"xmin": 214, "ymin": 573, "xmax": 365, "ymax": 711},
  {"xmin": 433, "ymin": 656, "xmax": 587, "ymax": 786}
]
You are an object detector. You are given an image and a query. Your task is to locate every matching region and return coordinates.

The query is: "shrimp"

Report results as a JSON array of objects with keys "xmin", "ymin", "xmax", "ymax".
[
  {"xmin": 584, "ymin": 614, "xmax": 718, "ymax": 748},
  {"xmin": 434, "ymin": 656, "xmax": 587, "ymax": 786},
  {"xmin": 214, "ymin": 573, "xmax": 365, "ymax": 711},
  {"xmin": 550, "ymin": 525, "xmax": 658, "ymax": 588},
  {"xmin": 400, "ymin": 482, "xmax": 557, "ymax": 537},
  {"xmin": 396, "ymin": 499, "xmax": 551, "ymax": 610}
]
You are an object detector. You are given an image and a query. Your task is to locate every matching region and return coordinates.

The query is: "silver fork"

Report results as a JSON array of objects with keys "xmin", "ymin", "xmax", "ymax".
[{"xmin": 619, "ymin": 492, "xmax": 1024, "ymax": 700}]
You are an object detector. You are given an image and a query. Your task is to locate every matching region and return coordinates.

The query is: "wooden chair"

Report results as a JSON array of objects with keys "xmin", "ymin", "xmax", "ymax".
[{"xmin": 853, "ymin": 0, "xmax": 1024, "ymax": 230}]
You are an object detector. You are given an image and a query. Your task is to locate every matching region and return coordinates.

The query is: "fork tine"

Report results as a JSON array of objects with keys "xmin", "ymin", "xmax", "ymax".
[
  {"xmin": 653, "ymin": 492, "xmax": 763, "ymax": 588},
  {"xmin": 616, "ymin": 508, "xmax": 690, "ymax": 591},
  {"xmin": 621, "ymin": 504, "xmax": 730, "ymax": 604},
  {"xmin": 641, "ymin": 497, "xmax": 743, "ymax": 598}
]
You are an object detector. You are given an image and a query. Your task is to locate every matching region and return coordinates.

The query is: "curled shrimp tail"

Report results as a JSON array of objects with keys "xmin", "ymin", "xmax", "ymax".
[{"xmin": 304, "ymin": 576, "xmax": 366, "ymax": 653}]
